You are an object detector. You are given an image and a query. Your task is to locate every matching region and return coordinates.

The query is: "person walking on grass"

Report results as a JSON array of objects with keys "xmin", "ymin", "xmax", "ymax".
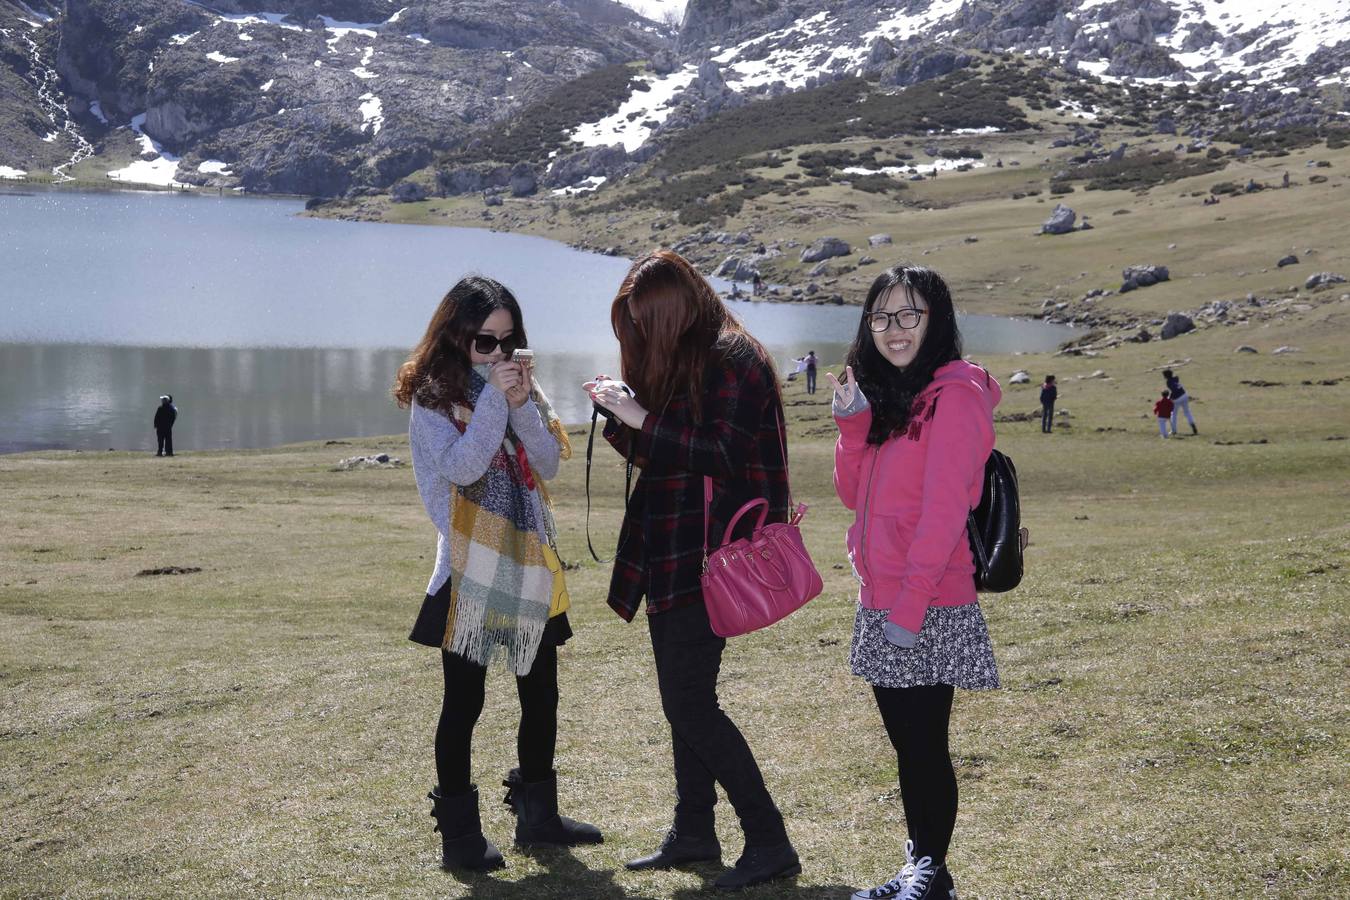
[
  {"xmin": 829, "ymin": 265, "xmax": 1000, "ymax": 900},
  {"xmin": 1154, "ymin": 390, "xmax": 1175, "ymax": 438},
  {"xmin": 153, "ymin": 394, "xmax": 176, "ymax": 456},
  {"xmin": 1039, "ymin": 374, "xmax": 1057, "ymax": 434},
  {"xmin": 1162, "ymin": 369, "xmax": 1197, "ymax": 435},
  {"xmin": 394, "ymin": 275, "xmax": 600, "ymax": 873},
  {"xmin": 585, "ymin": 250, "xmax": 800, "ymax": 892}
]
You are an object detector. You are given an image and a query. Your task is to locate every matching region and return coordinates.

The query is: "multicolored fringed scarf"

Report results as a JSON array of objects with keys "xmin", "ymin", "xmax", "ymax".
[{"xmin": 443, "ymin": 370, "xmax": 565, "ymax": 675}]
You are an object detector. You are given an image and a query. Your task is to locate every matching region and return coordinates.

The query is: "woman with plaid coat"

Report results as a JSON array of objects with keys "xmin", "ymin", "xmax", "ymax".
[{"xmin": 586, "ymin": 250, "xmax": 800, "ymax": 892}]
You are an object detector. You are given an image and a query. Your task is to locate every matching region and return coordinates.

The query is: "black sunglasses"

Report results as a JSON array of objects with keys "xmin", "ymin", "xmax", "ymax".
[{"xmin": 473, "ymin": 333, "xmax": 521, "ymax": 355}]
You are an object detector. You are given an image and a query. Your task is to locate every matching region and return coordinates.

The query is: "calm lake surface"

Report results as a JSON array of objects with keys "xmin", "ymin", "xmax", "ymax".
[{"xmin": 0, "ymin": 189, "xmax": 1073, "ymax": 453}]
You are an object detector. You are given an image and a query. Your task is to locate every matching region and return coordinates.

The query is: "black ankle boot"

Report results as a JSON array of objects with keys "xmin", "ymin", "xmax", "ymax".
[
  {"xmin": 713, "ymin": 839, "xmax": 801, "ymax": 891},
  {"xmin": 427, "ymin": 785, "xmax": 505, "ymax": 872},
  {"xmin": 501, "ymin": 768, "xmax": 603, "ymax": 847},
  {"xmin": 625, "ymin": 826, "xmax": 722, "ymax": 870}
]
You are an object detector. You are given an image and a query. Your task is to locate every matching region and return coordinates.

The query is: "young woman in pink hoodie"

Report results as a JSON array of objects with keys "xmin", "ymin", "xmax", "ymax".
[{"xmin": 829, "ymin": 265, "xmax": 1001, "ymax": 900}]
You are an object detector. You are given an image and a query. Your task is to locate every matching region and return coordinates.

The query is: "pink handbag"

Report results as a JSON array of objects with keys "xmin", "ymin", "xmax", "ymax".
[{"xmin": 700, "ymin": 412, "xmax": 823, "ymax": 637}]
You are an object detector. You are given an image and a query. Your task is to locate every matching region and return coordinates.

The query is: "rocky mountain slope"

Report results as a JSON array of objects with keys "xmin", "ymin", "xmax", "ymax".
[
  {"xmin": 1, "ymin": 0, "xmax": 670, "ymax": 193},
  {"xmin": 0, "ymin": 0, "xmax": 1346, "ymax": 195}
]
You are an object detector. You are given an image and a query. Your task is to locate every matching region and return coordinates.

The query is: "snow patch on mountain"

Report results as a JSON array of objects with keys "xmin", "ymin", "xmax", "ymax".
[
  {"xmin": 358, "ymin": 93, "xmax": 384, "ymax": 135},
  {"xmin": 570, "ymin": 66, "xmax": 697, "ymax": 152},
  {"xmin": 107, "ymin": 114, "xmax": 183, "ymax": 186}
]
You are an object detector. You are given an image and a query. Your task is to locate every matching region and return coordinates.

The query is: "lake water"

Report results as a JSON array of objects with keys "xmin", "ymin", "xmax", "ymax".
[{"xmin": 0, "ymin": 189, "xmax": 1073, "ymax": 453}]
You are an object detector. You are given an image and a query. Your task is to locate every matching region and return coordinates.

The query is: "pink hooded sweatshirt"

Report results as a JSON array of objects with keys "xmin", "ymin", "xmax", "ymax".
[{"xmin": 833, "ymin": 359, "xmax": 1002, "ymax": 634}]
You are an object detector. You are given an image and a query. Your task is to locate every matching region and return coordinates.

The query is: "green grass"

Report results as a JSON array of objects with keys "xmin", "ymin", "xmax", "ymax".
[{"xmin": 2, "ymin": 306, "xmax": 1347, "ymax": 897}]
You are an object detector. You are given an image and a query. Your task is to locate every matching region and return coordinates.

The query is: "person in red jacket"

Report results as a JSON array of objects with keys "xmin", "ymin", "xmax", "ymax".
[
  {"xmin": 829, "ymin": 264, "xmax": 1000, "ymax": 900},
  {"xmin": 1154, "ymin": 390, "xmax": 1174, "ymax": 438}
]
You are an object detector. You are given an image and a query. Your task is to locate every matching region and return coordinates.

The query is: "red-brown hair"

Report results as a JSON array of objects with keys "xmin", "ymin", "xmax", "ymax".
[{"xmin": 611, "ymin": 250, "xmax": 776, "ymax": 421}]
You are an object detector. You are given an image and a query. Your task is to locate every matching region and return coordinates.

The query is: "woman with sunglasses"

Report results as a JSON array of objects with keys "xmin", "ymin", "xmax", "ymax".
[
  {"xmin": 829, "ymin": 265, "xmax": 1001, "ymax": 900},
  {"xmin": 394, "ymin": 275, "xmax": 601, "ymax": 873},
  {"xmin": 586, "ymin": 250, "xmax": 800, "ymax": 892}
]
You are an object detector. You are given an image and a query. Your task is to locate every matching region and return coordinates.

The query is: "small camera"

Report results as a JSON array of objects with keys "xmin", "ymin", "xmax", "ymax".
[
  {"xmin": 511, "ymin": 348, "xmax": 535, "ymax": 369},
  {"xmin": 591, "ymin": 378, "xmax": 633, "ymax": 421}
]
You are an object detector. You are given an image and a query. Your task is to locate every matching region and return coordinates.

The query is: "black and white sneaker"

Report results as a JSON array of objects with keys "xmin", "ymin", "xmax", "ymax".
[{"xmin": 851, "ymin": 841, "xmax": 957, "ymax": 900}]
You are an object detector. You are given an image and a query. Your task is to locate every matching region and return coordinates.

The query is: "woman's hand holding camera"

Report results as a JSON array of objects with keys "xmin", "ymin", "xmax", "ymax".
[
  {"xmin": 488, "ymin": 362, "xmax": 530, "ymax": 408},
  {"xmin": 584, "ymin": 375, "xmax": 649, "ymax": 430}
]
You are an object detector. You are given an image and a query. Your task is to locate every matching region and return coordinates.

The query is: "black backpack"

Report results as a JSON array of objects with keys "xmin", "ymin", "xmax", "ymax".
[{"xmin": 966, "ymin": 449, "xmax": 1028, "ymax": 593}]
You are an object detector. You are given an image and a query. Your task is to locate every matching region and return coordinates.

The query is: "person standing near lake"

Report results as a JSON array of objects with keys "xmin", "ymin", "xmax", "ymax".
[
  {"xmin": 153, "ymin": 395, "xmax": 176, "ymax": 456},
  {"xmin": 1039, "ymin": 374, "xmax": 1057, "ymax": 434},
  {"xmin": 1162, "ymin": 369, "xmax": 1197, "ymax": 435},
  {"xmin": 805, "ymin": 350, "xmax": 819, "ymax": 395},
  {"xmin": 585, "ymin": 250, "xmax": 801, "ymax": 891},
  {"xmin": 829, "ymin": 265, "xmax": 1000, "ymax": 900},
  {"xmin": 1154, "ymin": 390, "xmax": 1174, "ymax": 438},
  {"xmin": 394, "ymin": 275, "xmax": 601, "ymax": 873}
]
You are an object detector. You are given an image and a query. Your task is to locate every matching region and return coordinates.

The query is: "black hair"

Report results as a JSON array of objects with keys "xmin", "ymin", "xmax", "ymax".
[
  {"xmin": 1161, "ymin": 389, "xmax": 1170, "ymax": 398},
  {"xmin": 1162, "ymin": 369, "xmax": 1174, "ymax": 378},
  {"xmin": 844, "ymin": 264, "xmax": 963, "ymax": 445}
]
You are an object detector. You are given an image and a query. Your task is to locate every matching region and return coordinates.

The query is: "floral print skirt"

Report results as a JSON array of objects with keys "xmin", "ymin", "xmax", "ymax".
[{"xmin": 849, "ymin": 602, "xmax": 1000, "ymax": 690}]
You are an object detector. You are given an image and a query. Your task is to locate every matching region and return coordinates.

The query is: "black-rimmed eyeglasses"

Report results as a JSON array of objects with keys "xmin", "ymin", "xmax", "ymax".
[
  {"xmin": 473, "ymin": 333, "xmax": 521, "ymax": 355},
  {"xmin": 866, "ymin": 308, "xmax": 926, "ymax": 332}
]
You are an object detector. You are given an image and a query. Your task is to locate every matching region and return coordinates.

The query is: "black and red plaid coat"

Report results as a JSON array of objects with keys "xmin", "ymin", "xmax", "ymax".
[{"xmin": 602, "ymin": 340, "xmax": 790, "ymax": 621}]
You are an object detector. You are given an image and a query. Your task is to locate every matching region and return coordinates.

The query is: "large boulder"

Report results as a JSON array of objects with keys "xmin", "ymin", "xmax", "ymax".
[
  {"xmin": 714, "ymin": 255, "xmax": 760, "ymax": 282},
  {"xmin": 1160, "ymin": 313, "xmax": 1195, "ymax": 339},
  {"xmin": 869, "ymin": 233, "xmax": 893, "ymax": 247},
  {"xmin": 543, "ymin": 143, "xmax": 628, "ymax": 189},
  {"xmin": 1305, "ymin": 272, "xmax": 1346, "ymax": 290},
  {"xmin": 1122, "ymin": 264, "xmax": 1170, "ymax": 287},
  {"xmin": 1041, "ymin": 204, "xmax": 1077, "ymax": 235},
  {"xmin": 508, "ymin": 162, "xmax": 537, "ymax": 197},
  {"xmin": 800, "ymin": 237, "xmax": 851, "ymax": 263},
  {"xmin": 390, "ymin": 180, "xmax": 428, "ymax": 203}
]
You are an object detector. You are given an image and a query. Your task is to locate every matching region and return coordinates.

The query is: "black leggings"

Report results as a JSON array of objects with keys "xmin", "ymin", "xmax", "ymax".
[
  {"xmin": 435, "ymin": 644, "xmax": 558, "ymax": 796},
  {"xmin": 873, "ymin": 683, "xmax": 957, "ymax": 866}
]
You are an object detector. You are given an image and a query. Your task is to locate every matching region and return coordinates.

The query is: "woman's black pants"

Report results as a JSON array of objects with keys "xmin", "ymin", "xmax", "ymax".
[
  {"xmin": 435, "ymin": 644, "xmax": 557, "ymax": 796},
  {"xmin": 873, "ymin": 683, "xmax": 957, "ymax": 866},
  {"xmin": 648, "ymin": 601, "xmax": 788, "ymax": 846}
]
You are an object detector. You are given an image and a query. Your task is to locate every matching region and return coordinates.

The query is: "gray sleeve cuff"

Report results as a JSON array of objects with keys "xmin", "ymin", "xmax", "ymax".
[
  {"xmin": 832, "ymin": 386, "xmax": 870, "ymax": 418},
  {"xmin": 883, "ymin": 620, "xmax": 919, "ymax": 649}
]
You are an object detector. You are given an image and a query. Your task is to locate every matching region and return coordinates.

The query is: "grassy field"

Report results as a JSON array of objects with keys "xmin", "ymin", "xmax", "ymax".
[{"xmin": 2, "ymin": 296, "xmax": 1347, "ymax": 898}]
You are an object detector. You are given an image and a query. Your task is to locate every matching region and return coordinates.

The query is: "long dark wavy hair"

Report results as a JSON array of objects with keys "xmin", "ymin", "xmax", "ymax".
[
  {"xmin": 844, "ymin": 264, "xmax": 963, "ymax": 445},
  {"xmin": 393, "ymin": 275, "xmax": 528, "ymax": 412},
  {"xmin": 611, "ymin": 250, "xmax": 776, "ymax": 422}
]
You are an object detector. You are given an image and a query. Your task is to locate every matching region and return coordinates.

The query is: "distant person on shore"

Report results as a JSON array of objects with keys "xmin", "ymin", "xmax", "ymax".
[
  {"xmin": 799, "ymin": 350, "xmax": 819, "ymax": 394},
  {"xmin": 1154, "ymin": 390, "xmax": 1174, "ymax": 438},
  {"xmin": 1040, "ymin": 374, "xmax": 1057, "ymax": 434},
  {"xmin": 153, "ymin": 395, "xmax": 176, "ymax": 456},
  {"xmin": 585, "ymin": 250, "xmax": 800, "ymax": 891},
  {"xmin": 829, "ymin": 264, "xmax": 1000, "ymax": 900},
  {"xmin": 1162, "ymin": 369, "xmax": 1197, "ymax": 435},
  {"xmin": 393, "ymin": 275, "xmax": 601, "ymax": 873}
]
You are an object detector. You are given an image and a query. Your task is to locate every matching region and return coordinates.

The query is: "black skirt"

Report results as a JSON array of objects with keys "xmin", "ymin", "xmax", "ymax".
[{"xmin": 408, "ymin": 579, "xmax": 573, "ymax": 650}]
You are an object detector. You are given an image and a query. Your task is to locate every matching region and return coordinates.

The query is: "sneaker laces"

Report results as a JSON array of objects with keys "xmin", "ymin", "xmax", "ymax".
[
  {"xmin": 897, "ymin": 853, "xmax": 935, "ymax": 900},
  {"xmin": 860, "ymin": 840, "xmax": 918, "ymax": 898}
]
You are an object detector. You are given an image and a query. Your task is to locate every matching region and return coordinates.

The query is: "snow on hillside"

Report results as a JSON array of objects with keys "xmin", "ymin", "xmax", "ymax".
[
  {"xmin": 570, "ymin": 66, "xmax": 697, "ymax": 151},
  {"xmin": 702, "ymin": 0, "xmax": 1350, "ymax": 91},
  {"xmin": 1078, "ymin": 0, "xmax": 1350, "ymax": 85}
]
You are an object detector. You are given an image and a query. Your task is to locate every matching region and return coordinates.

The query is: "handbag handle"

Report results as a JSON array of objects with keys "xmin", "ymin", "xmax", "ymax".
[{"xmin": 722, "ymin": 498, "xmax": 770, "ymax": 544}]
